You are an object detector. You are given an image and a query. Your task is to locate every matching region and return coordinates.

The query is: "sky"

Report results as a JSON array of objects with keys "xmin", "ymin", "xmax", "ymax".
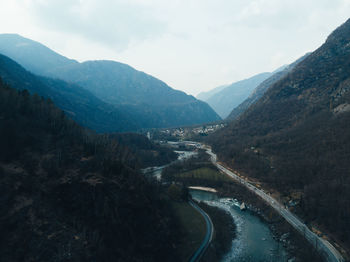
[{"xmin": 0, "ymin": 0, "xmax": 350, "ymax": 96}]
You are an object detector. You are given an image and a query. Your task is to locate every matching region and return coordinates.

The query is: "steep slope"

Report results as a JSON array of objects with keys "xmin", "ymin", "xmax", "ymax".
[
  {"xmin": 0, "ymin": 79, "xmax": 181, "ymax": 261},
  {"xmin": 48, "ymin": 60, "xmax": 194, "ymax": 105},
  {"xmin": 0, "ymin": 34, "xmax": 221, "ymax": 128},
  {"xmin": 0, "ymin": 34, "xmax": 78, "ymax": 76},
  {"xmin": 196, "ymin": 84, "xmax": 228, "ymax": 101},
  {"xmin": 208, "ymin": 18, "xmax": 350, "ymax": 252},
  {"xmin": 227, "ymin": 54, "xmax": 309, "ymax": 120},
  {"xmin": 0, "ymin": 54, "xmax": 139, "ymax": 132},
  {"xmin": 204, "ymin": 72, "xmax": 272, "ymax": 118},
  {"xmin": 48, "ymin": 60, "xmax": 221, "ymax": 128}
]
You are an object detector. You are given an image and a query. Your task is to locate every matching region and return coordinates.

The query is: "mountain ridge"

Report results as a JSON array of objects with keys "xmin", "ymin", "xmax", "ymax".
[
  {"xmin": 207, "ymin": 18, "xmax": 350, "ymax": 253},
  {"xmin": 47, "ymin": 59, "xmax": 196, "ymax": 106},
  {"xmin": 200, "ymin": 72, "xmax": 272, "ymax": 118},
  {"xmin": 0, "ymin": 34, "xmax": 220, "ymax": 131},
  {"xmin": 227, "ymin": 53, "xmax": 310, "ymax": 120},
  {"xmin": 0, "ymin": 54, "xmax": 140, "ymax": 132},
  {"xmin": 0, "ymin": 34, "xmax": 78, "ymax": 75},
  {"xmin": 196, "ymin": 84, "xmax": 228, "ymax": 102}
]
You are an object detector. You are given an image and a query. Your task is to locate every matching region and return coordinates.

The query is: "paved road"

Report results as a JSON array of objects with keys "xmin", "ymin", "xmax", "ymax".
[
  {"xmin": 188, "ymin": 200, "xmax": 214, "ymax": 262},
  {"xmin": 201, "ymin": 144, "xmax": 344, "ymax": 262}
]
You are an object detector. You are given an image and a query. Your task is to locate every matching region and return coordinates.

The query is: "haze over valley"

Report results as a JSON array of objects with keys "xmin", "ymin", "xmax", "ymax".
[{"xmin": 1, "ymin": 2, "xmax": 350, "ymax": 262}]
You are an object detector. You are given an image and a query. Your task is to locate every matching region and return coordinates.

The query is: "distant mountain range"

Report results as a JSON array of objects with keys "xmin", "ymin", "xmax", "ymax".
[
  {"xmin": 227, "ymin": 54, "xmax": 309, "ymax": 120},
  {"xmin": 0, "ymin": 34, "xmax": 220, "ymax": 132},
  {"xmin": 197, "ymin": 72, "xmax": 273, "ymax": 118},
  {"xmin": 196, "ymin": 84, "xmax": 228, "ymax": 102},
  {"xmin": 208, "ymin": 18, "xmax": 350, "ymax": 252}
]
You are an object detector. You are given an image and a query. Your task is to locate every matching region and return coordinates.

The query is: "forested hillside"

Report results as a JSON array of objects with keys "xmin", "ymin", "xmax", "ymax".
[
  {"xmin": 208, "ymin": 18, "xmax": 350, "ymax": 251},
  {"xmin": 0, "ymin": 78, "xmax": 181, "ymax": 261},
  {"xmin": 111, "ymin": 133, "xmax": 178, "ymax": 167},
  {"xmin": 0, "ymin": 34, "xmax": 221, "ymax": 130}
]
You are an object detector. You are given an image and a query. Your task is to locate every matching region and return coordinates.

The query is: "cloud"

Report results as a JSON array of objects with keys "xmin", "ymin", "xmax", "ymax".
[
  {"xmin": 1, "ymin": 0, "xmax": 350, "ymax": 95},
  {"xmin": 21, "ymin": 0, "xmax": 167, "ymax": 51}
]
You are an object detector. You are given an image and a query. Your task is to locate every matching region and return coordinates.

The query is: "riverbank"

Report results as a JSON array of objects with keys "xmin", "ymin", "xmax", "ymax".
[
  {"xmin": 191, "ymin": 189, "xmax": 291, "ymax": 261},
  {"xmin": 218, "ymin": 180, "xmax": 323, "ymax": 262},
  {"xmin": 205, "ymin": 142, "xmax": 343, "ymax": 261},
  {"xmin": 148, "ymin": 140, "xmax": 327, "ymax": 261},
  {"xmin": 161, "ymin": 143, "xmax": 323, "ymax": 261},
  {"xmin": 170, "ymin": 200, "xmax": 207, "ymax": 261},
  {"xmin": 196, "ymin": 201, "xmax": 236, "ymax": 262}
]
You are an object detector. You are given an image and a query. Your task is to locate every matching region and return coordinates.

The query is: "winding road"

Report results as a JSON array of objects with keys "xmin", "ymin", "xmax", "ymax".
[
  {"xmin": 188, "ymin": 199, "xmax": 214, "ymax": 262},
  {"xmin": 202, "ymin": 144, "xmax": 344, "ymax": 262}
]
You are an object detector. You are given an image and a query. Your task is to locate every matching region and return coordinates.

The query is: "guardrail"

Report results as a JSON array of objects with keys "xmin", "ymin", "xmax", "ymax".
[{"xmin": 188, "ymin": 200, "xmax": 214, "ymax": 262}]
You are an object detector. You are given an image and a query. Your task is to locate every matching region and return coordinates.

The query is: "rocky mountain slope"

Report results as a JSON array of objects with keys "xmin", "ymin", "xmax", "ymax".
[{"xmin": 208, "ymin": 18, "xmax": 350, "ymax": 253}]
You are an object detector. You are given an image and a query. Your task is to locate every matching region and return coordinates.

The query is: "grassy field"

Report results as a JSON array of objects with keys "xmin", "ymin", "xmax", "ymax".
[
  {"xmin": 171, "ymin": 201, "xmax": 206, "ymax": 261},
  {"xmin": 176, "ymin": 167, "xmax": 232, "ymax": 182}
]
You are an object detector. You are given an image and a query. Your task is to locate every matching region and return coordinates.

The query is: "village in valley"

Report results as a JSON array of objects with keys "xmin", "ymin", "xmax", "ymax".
[{"xmin": 147, "ymin": 123, "xmax": 227, "ymax": 141}]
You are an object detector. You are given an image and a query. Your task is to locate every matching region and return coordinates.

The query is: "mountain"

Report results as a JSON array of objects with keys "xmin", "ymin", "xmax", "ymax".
[
  {"xmin": 208, "ymin": 18, "xmax": 350, "ymax": 251},
  {"xmin": 0, "ymin": 34, "xmax": 78, "ymax": 76},
  {"xmin": 48, "ymin": 60, "xmax": 193, "ymax": 106},
  {"xmin": 0, "ymin": 78, "xmax": 181, "ymax": 261},
  {"xmin": 201, "ymin": 72, "xmax": 272, "ymax": 118},
  {"xmin": 0, "ymin": 54, "xmax": 139, "ymax": 132},
  {"xmin": 196, "ymin": 84, "xmax": 228, "ymax": 101},
  {"xmin": 227, "ymin": 54, "xmax": 309, "ymax": 120},
  {"xmin": 0, "ymin": 34, "xmax": 220, "ymax": 129},
  {"xmin": 46, "ymin": 59, "xmax": 221, "ymax": 128}
]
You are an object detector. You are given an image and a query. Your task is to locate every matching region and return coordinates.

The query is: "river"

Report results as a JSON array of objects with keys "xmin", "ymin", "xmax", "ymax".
[
  {"xmin": 190, "ymin": 190, "xmax": 289, "ymax": 262},
  {"xmin": 143, "ymin": 141, "xmax": 289, "ymax": 261},
  {"xmin": 141, "ymin": 149, "xmax": 197, "ymax": 180}
]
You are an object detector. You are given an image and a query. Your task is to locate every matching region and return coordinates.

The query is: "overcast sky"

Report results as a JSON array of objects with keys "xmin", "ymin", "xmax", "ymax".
[{"xmin": 0, "ymin": 0, "xmax": 350, "ymax": 96}]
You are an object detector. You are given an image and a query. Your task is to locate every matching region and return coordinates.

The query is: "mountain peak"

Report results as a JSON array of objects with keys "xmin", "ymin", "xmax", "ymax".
[{"xmin": 0, "ymin": 35, "xmax": 220, "ymax": 130}]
